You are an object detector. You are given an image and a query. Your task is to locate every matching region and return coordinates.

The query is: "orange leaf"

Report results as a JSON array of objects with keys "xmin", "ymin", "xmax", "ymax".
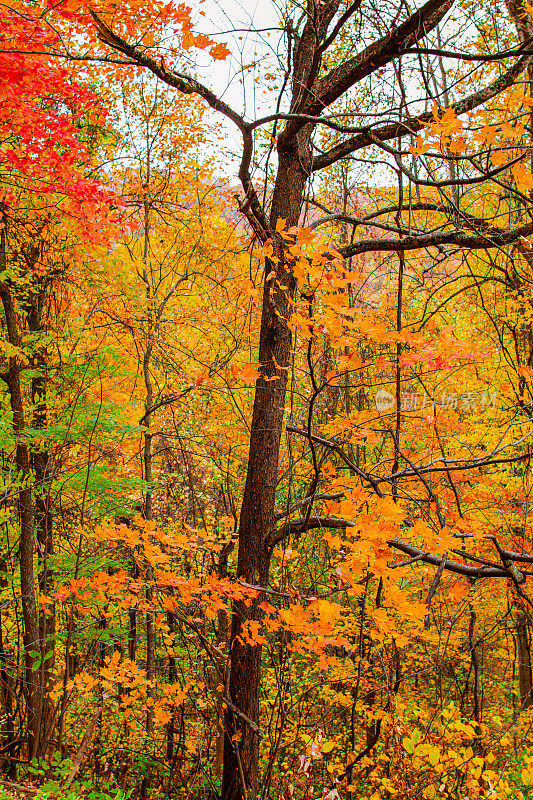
[{"xmin": 210, "ymin": 43, "xmax": 231, "ymax": 60}]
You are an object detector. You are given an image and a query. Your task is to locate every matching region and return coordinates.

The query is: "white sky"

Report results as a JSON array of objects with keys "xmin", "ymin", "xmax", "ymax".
[{"xmin": 187, "ymin": 0, "xmax": 284, "ymax": 176}]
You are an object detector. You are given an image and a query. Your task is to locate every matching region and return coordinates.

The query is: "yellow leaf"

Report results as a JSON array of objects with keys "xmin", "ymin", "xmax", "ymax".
[
  {"xmin": 512, "ymin": 163, "xmax": 533, "ymax": 192},
  {"xmin": 475, "ymin": 125, "xmax": 497, "ymax": 145},
  {"xmin": 311, "ymin": 599, "xmax": 343, "ymax": 626},
  {"xmin": 492, "ymin": 150, "xmax": 507, "ymax": 166}
]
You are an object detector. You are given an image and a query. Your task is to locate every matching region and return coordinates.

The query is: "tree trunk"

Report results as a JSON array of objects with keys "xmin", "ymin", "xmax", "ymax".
[
  {"xmin": 165, "ymin": 610, "xmax": 178, "ymax": 796},
  {"xmin": 0, "ymin": 557, "xmax": 16, "ymax": 778},
  {"xmin": 28, "ymin": 287, "xmax": 55, "ymax": 756},
  {"xmin": 0, "ymin": 267, "xmax": 42, "ymax": 760},
  {"xmin": 515, "ymin": 607, "xmax": 533, "ymax": 710},
  {"xmin": 468, "ymin": 608, "xmax": 482, "ymax": 723},
  {"xmin": 140, "ymin": 179, "xmax": 155, "ymax": 796},
  {"xmin": 221, "ymin": 141, "xmax": 310, "ymax": 800}
]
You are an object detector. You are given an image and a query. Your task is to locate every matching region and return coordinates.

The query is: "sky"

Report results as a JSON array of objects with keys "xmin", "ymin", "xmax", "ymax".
[
  {"xmin": 186, "ymin": 0, "xmax": 285, "ymax": 176},
  {"xmin": 196, "ymin": 0, "xmax": 283, "ymax": 116}
]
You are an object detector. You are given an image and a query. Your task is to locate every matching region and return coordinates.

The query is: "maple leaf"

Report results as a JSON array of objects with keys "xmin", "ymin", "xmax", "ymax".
[
  {"xmin": 512, "ymin": 163, "xmax": 533, "ymax": 193},
  {"xmin": 474, "ymin": 124, "xmax": 497, "ymax": 145},
  {"xmin": 262, "ymin": 239, "xmax": 274, "ymax": 259},
  {"xmin": 162, "ymin": 596, "xmax": 180, "ymax": 613},
  {"xmin": 492, "ymin": 150, "xmax": 507, "ymax": 166},
  {"xmin": 409, "ymin": 134, "xmax": 430, "ymax": 156},
  {"xmin": 297, "ymin": 228, "xmax": 317, "ymax": 245},
  {"xmin": 237, "ymin": 620, "xmax": 267, "ymax": 646},
  {"xmin": 229, "ymin": 362, "xmax": 262, "ymax": 383},
  {"xmin": 311, "ymin": 599, "xmax": 342, "ymax": 627},
  {"xmin": 210, "ymin": 43, "xmax": 230, "ymax": 60},
  {"xmin": 153, "ymin": 706, "xmax": 171, "ymax": 726},
  {"xmin": 195, "ymin": 371, "xmax": 211, "ymax": 386},
  {"xmin": 325, "ymin": 370, "xmax": 340, "ymax": 386}
]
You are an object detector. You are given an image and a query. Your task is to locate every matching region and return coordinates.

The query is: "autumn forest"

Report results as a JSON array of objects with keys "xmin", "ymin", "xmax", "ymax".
[{"xmin": 4, "ymin": 0, "xmax": 533, "ymax": 798}]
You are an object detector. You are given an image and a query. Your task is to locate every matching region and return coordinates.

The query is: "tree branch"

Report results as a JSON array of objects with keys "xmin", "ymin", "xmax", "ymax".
[
  {"xmin": 312, "ymin": 52, "xmax": 532, "ymax": 171},
  {"xmin": 310, "ymin": 0, "xmax": 454, "ymax": 115},
  {"xmin": 338, "ymin": 219, "xmax": 533, "ymax": 256},
  {"xmin": 87, "ymin": 9, "xmax": 270, "ymax": 239}
]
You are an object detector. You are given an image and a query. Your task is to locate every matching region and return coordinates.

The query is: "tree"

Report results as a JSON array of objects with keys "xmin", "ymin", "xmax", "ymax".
[
  {"xmin": 72, "ymin": 1, "xmax": 533, "ymax": 796},
  {"xmin": 0, "ymin": 4, "xmax": 120, "ymax": 759},
  {"xmin": 4, "ymin": 0, "xmax": 533, "ymax": 798}
]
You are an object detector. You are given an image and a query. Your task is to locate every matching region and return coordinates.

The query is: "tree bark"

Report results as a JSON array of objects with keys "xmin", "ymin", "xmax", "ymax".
[
  {"xmin": 515, "ymin": 607, "xmax": 533, "ymax": 710},
  {"xmin": 0, "ymin": 232, "xmax": 42, "ymax": 759},
  {"xmin": 221, "ymin": 137, "xmax": 310, "ymax": 800},
  {"xmin": 27, "ymin": 284, "xmax": 55, "ymax": 757}
]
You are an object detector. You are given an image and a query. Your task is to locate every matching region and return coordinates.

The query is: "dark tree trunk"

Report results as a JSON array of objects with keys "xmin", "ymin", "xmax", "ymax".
[
  {"xmin": 28, "ymin": 287, "xmax": 55, "ymax": 756},
  {"xmin": 221, "ymin": 147, "xmax": 310, "ymax": 800},
  {"xmin": 0, "ymin": 257, "xmax": 42, "ymax": 759},
  {"xmin": 0, "ymin": 557, "xmax": 17, "ymax": 777},
  {"xmin": 515, "ymin": 607, "xmax": 533, "ymax": 710}
]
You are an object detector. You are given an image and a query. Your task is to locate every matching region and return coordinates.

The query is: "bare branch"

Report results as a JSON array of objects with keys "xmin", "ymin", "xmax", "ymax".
[
  {"xmin": 87, "ymin": 9, "xmax": 270, "ymax": 238},
  {"xmin": 339, "ymin": 219, "xmax": 533, "ymax": 256},
  {"xmin": 310, "ymin": 0, "xmax": 454, "ymax": 114},
  {"xmin": 312, "ymin": 52, "xmax": 532, "ymax": 171}
]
